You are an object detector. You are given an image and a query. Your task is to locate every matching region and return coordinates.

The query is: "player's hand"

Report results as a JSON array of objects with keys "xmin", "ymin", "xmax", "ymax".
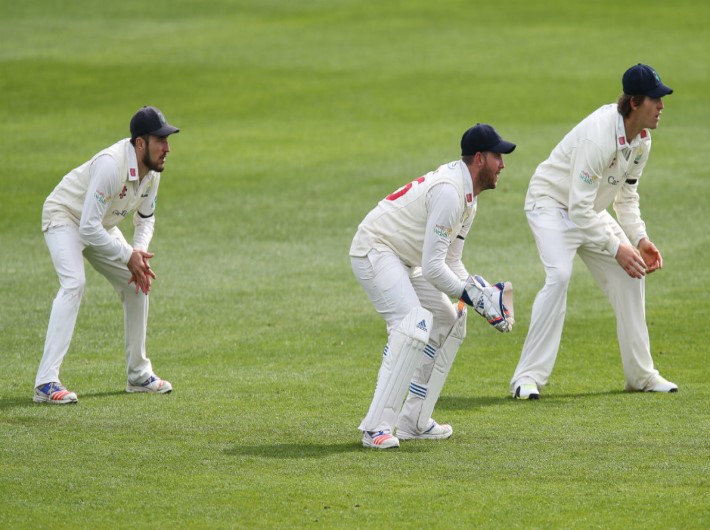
[
  {"xmin": 128, "ymin": 250, "xmax": 156, "ymax": 294},
  {"xmin": 638, "ymin": 238, "xmax": 663, "ymax": 274},
  {"xmin": 461, "ymin": 275, "xmax": 514, "ymax": 332},
  {"xmin": 615, "ymin": 243, "xmax": 646, "ymax": 279}
]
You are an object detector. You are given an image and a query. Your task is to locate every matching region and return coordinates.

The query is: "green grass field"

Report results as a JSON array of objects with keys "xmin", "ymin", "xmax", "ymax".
[{"xmin": 1, "ymin": 1, "xmax": 708, "ymax": 528}]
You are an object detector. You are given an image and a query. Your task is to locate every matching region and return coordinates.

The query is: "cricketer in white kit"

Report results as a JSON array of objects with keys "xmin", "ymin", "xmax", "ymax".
[
  {"xmin": 34, "ymin": 106, "xmax": 179, "ymax": 404},
  {"xmin": 350, "ymin": 124, "xmax": 516, "ymax": 449},
  {"xmin": 510, "ymin": 64, "xmax": 678, "ymax": 400}
]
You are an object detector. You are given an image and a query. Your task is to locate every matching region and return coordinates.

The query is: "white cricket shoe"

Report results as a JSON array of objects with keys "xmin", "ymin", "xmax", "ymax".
[
  {"xmin": 33, "ymin": 382, "xmax": 78, "ymax": 404},
  {"xmin": 645, "ymin": 375, "xmax": 678, "ymax": 393},
  {"xmin": 126, "ymin": 375, "xmax": 172, "ymax": 394},
  {"xmin": 397, "ymin": 419, "xmax": 453, "ymax": 440},
  {"xmin": 514, "ymin": 382, "xmax": 540, "ymax": 400},
  {"xmin": 362, "ymin": 429, "xmax": 400, "ymax": 449}
]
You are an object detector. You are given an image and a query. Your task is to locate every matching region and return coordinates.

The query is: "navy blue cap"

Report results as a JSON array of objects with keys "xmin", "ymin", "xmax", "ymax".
[
  {"xmin": 130, "ymin": 106, "xmax": 180, "ymax": 139},
  {"xmin": 622, "ymin": 64, "xmax": 673, "ymax": 97},
  {"xmin": 461, "ymin": 123, "xmax": 516, "ymax": 156}
]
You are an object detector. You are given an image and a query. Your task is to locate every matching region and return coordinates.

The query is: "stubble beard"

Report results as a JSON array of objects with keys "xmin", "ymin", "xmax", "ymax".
[{"xmin": 142, "ymin": 149, "xmax": 164, "ymax": 173}]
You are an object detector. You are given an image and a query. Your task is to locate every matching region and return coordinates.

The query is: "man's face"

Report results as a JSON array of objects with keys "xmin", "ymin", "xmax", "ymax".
[
  {"xmin": 142, "ymin": 135, "xmax": 171, "ymax": 173},
  {"xmin": 637, "ymin": 96, "xmax": 665, "ymax": 130},
  {"xmin": 478, "ymin": 152, "xmax": 506, "ymax": 191}
]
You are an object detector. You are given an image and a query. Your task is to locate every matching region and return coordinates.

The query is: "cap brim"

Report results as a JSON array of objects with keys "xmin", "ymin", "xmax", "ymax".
[
  {"xmin": 489, "ymin": 140, "xmax": 516, "ymax": 154},
  {"xmin": 646, "ymin": 84, "xmax": 673, "ymax": 98},
  {"xmin": 150, "ymin": 124, "xmax": 180, "ymax": 137}
]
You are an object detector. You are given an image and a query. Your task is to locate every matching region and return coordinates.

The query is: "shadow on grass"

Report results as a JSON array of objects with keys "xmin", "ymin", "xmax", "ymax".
[
  {"xmin": 0, "ymin": 390, "xmax": 130, "ymax": 410},
  {"xmin": 224, "ymin": 440, "xmax": 437, "ymax": 459},
  {"xmin": 438, "ymin": 389, "xmax": 628, "ymax": 410},
  {"xmin": 541, "ymin": 389, "xmax": 628, "ymax": 400},
  {"xmin": 224, "ymin": 442, "xmax": 362, "ymax": 459}
]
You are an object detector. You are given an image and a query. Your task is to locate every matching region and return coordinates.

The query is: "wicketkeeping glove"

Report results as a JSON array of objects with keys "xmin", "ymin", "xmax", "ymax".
[{"xmin": 460, "ymin": 275, "xmax": 515, "ymax": 333}]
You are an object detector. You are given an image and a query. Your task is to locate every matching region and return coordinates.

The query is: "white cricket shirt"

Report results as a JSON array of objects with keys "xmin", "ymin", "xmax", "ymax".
[
  {"xmin": 350, "ymin": 160, "xmax": 476, "ymax": 299},
  {"xmin": 525, "ymin": 104, "xmax": 651, "ymax": 256},
  {"xmin": 42, "ymin": 138, "xmax": 160, "ymax": 263}
]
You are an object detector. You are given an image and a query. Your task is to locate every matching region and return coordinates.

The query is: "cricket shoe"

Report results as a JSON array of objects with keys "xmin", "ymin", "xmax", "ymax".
[
  {"xmin": 397, "ymin": 419, "xmax": 453, "ymax": 441},
  {"xmin": 126, "ymin": 375, "xmax": 172, "ymax": 394},
  {"xmin": 514, "ymin": 382, "xmax": 540, "ymax": 400},
  {"xmin": 33, "ymin": 382, "xmax": 78, "ymax": 404},
  {"xmin": 647, "ymin": 376, "xmax": 678, "ymax": 393},
  {"xmin": 362, "ymin": 429, "xmax": 400, "ymax": 449}
]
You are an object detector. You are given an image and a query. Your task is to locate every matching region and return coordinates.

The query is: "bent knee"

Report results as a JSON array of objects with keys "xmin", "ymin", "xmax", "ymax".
[
  {"xmin": 545, "ymin": 265, "xmax": 573, "ymax": 288},
  {"xmin": 58, "ymin": 277, "xmax": 86, "ymax": 299}
]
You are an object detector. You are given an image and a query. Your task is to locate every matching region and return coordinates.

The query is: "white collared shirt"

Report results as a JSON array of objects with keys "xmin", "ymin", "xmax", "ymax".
[
  {"xmin": 42, "ymin": 138, "xmax": 160, "ymax": 263},
  {"xmin": 525, "ymin": 104, "xmax": 651, "ymax": 255}
]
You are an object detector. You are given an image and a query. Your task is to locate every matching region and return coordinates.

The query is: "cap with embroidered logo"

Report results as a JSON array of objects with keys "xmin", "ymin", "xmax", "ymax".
[{"xmin": 622, "ymin": 64, "xmax": 673, "ymax": 98}]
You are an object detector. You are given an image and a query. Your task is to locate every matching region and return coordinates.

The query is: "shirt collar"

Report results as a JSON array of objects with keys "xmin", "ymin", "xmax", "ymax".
[
  {"xmin": 459, "ymin": 160, "xmax": 475, "ymax": 204},
  {"xmin": 125, "ymin": 139, "xmax": 140, "ymax": 182},
  {"xmin": 616, "ymin": 111, "xmax": 648, "ymax": 150}
]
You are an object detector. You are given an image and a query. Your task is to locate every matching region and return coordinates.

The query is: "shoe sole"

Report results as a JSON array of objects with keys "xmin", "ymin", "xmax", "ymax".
[
  {"xmin": 125, "ymin": 386, "xmax": 172, "ymax": 394},
  {"xmin": 33, "ymin": 395, "xmax": 78, "ymax": 404},
  {"xmin": 514, "ymin": 387, "xmax": 540, "ymax": 400},
  {"xmin": 362, "ymin": 441, "xmax": 400, "ymax": 449},
  {"xmin": 397, "ymin": 431, "xmax": 453, "ymax": 441}
]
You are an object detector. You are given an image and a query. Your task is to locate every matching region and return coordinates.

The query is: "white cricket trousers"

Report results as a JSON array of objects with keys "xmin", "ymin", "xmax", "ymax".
[
  {"xmin": 510, "ymin": 208, "xmax": 659, "ymax": 393},
  {"xmin": 351, "ymin": 250, "xmax": 459, "ymax": 431},
  {"xmin": 351, "ymin": 250, "xmax": 458, "ymax": 353},
  {"xmin": 35, "ymin": 225, "xmax": 153, "ymax": 387}
]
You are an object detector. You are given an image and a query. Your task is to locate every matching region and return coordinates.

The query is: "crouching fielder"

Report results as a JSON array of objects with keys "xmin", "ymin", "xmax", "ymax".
[{"xmin": 350, "ymin": 124, "xmax": 516, "ymax": 449}]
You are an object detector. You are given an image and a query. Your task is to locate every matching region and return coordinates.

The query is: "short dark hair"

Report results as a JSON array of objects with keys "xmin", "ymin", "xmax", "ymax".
[{"xmin": 617, "ymin": 94, "xmax": 646, "ymax": 118}]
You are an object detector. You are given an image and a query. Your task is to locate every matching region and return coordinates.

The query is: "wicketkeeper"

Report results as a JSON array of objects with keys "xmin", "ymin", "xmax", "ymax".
[{"xmin": 350, "ymin": 124, "xmax": 516, "ymax": 449}]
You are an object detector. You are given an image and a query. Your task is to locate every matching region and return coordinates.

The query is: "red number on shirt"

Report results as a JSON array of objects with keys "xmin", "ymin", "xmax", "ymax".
[{"xmin": 386, "ymin": 176, "xmax": 426, "ymax": 201}]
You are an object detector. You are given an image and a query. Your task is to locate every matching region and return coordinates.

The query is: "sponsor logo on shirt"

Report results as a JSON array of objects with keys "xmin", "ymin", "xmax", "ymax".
[
  {"xmin": 112, "ymin": 210, "xmax": 129, "ymax": 217},
  {"xmin": 434, "ymin": 224, "xmax": 453, "ymax": 240},
  {"xmin": 578, "ymin": 170, "xmax": 593, "ymax": 185},
  {"xmin": 607, "ymin": 176, "xmax": 620, "ymax": 186},
  {"xmin": 94, "ymin": 190, "xmax": 110, "ymax": 205},
  {"xmin": 119, "ymin": 186, "xmax": 127, "ymax": 199},
  {"xmin": 633, "ymin": 148, "xmax": 644, "ymax": 165}
]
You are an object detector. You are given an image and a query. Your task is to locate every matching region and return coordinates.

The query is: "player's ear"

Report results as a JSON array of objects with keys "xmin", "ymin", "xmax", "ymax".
[{"xmin": 135, "ymin": 135, "xmax": 148, "ymax": 151}]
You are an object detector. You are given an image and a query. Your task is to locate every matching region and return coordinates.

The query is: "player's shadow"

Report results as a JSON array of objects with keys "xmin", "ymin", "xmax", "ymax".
[
  {"xmin": 0, "ymin": 390, "xmax": 133, "ymax": 410},
  {"xmin": 437, "ymin": 389, "xmax": 627, "ymax": 410},
  {"xmin": 224, "ymin": 440, "xmax": 437, "ymax": 459},
  {"xmin": 224, "ymin": 443, "xmax": 361, "ymax": 459}
]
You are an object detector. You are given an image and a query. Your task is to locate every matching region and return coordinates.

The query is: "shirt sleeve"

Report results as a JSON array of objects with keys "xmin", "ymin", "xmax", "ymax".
[
  {"xmin": 421, "ymin": 183, "xmax": 468, "ymax": 299},
  {"xmin": 568, "ymin": 138, "xmax": 620, "ymax": 256},
  {"xmin": 446, "ymin": 217, "xmax": 472, "ymax": 280},
  {"xmin": 613, "ymin": 141, "xmax": 650, "ymax": 246},
  {"xmin": 132, "ymin": 176, "xmax": 160, "ymax": 251},
  {"xmin": 78, "ymin": 155, "xmax": 133, "ymax": 263}
]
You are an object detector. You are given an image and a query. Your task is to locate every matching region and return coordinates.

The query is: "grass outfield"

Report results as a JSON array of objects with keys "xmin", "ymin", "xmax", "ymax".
[{"xmin": 1, "ymin": 0, "xmax": 709, "ymax": 528}]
